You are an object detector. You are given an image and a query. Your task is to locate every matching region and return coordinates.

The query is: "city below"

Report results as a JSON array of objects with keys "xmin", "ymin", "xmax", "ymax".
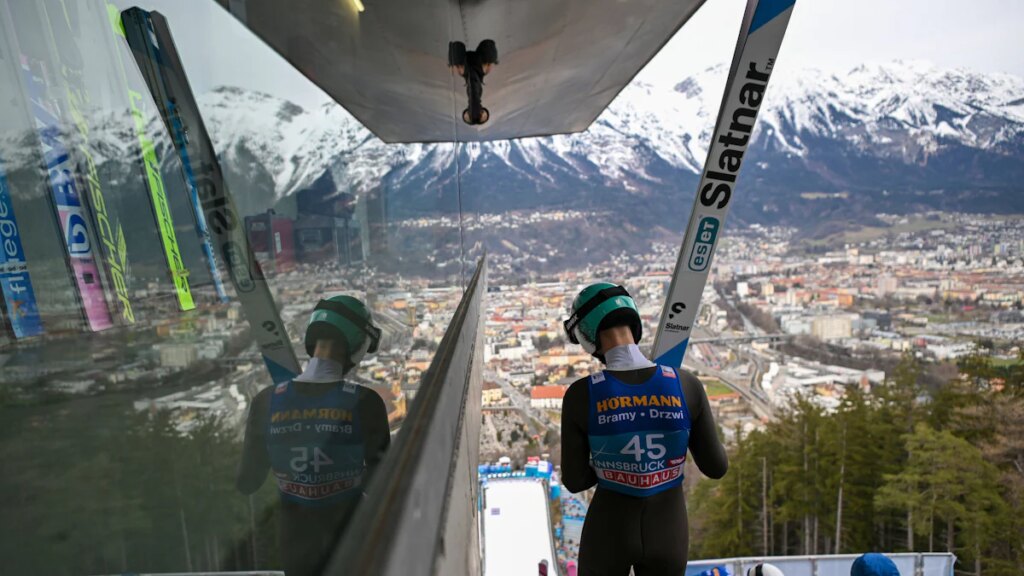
[
  {"xmin": 0, "ymin": 204, "xmax": 1018, "ymax": 576},
  {"xmin": 3, "ymin": 211, "xmax": 1020, "ymax": 439}
]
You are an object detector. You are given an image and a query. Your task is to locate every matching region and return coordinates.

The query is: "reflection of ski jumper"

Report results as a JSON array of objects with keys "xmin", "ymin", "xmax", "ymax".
[
  {"xmin": 267, "ymin": 381, "xmax": 366, "ymax": 506},
  {"xmin": 0, "ymin": 161, "xmax": 43, "ymax": 338},
  {"xmin": 238, "ymin": 294, "xmax": 388, "ymax": 576},
  {"xmin": 237, "ymin": 370, "xmax": 391, "ymax": 576}
]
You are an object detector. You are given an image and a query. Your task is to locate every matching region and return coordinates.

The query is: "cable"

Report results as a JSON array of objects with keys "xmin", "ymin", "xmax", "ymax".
[{"xmin": 448, "ymin": 5, "xmax": 467, "ymax": 289}]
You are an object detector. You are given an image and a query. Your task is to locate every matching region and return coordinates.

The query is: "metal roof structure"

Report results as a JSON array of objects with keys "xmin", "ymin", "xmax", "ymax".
[{"xmin": 215, "ymin": 0, "xmax": 706, "ymax": 143}]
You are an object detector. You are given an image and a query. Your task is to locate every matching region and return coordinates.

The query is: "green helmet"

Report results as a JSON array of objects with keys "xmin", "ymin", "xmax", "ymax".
[
  {"xmin": 563, "ymin": 282, "xmax": 642, "ymax": 360},
  {"xmin": 304, "ymin": 295, "xmax": 382, "ymax": 369}
]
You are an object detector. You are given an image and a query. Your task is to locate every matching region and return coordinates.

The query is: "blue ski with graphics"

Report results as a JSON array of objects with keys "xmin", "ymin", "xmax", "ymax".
[
  {"xmin": 652, "ymin": 0, "xmax": 796, "ymax": 367},
  {"xmin": 0, "ymin": 161, "xmax": 44, "ymax": 339}
]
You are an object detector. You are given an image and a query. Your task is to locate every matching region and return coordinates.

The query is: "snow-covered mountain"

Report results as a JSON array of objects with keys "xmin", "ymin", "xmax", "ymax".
[
  {"xmin": 190, "ymin": 60, "xmax": 1024, "ymax": 226},
  {"xmin": 1, "ymin": 60, "xmax": 1018, "ymax": 280},
  {"xmin": 757, "ymin": 61, "xmax": 1024, "ymax": 158}
]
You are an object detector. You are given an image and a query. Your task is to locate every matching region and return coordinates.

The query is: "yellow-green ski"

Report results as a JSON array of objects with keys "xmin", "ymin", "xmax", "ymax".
[{"xmin": 106, "ymin": 2, "xmax": 194, "ymax": 311}]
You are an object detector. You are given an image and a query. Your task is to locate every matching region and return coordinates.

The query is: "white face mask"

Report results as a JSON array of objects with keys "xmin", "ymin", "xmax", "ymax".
[{"xmin": 604, "ymin": 343, "xmax": 655, "ymax": 371}]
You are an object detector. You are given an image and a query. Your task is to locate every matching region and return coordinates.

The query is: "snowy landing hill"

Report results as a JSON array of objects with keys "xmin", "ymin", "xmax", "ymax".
[{"xmin": 197, "ymin": 60, "xmax": 1024, "ymax": 228}]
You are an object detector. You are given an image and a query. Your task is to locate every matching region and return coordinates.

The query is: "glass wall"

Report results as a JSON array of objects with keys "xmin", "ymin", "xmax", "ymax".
[{"xmin": 0, "ymin": 1, "xmax": 467, "ymax": 573}]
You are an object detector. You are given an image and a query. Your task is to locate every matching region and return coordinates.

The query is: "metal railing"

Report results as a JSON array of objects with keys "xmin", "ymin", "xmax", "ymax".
[
  {"xmin": 92, "ymin": 569, "xmax": 282, "ymax": 573},
  {"xmin": 686, "ymin": 553, "xmax": 956, "ymax": 576},
  {"xmin": 326, "ymin": 257, "xmax": 487, "ymax": 576}
]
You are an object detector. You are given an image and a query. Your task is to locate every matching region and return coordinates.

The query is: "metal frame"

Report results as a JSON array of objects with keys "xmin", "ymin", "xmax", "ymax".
[{"xmin": 686, "ymin": 552, "xmax": 957, "ymax": 576}]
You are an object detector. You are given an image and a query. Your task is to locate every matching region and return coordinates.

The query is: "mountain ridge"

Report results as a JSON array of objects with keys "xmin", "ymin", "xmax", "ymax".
[{"xmin": 188, "ymin": 59, "xmax": 1023, "ymax": 228}]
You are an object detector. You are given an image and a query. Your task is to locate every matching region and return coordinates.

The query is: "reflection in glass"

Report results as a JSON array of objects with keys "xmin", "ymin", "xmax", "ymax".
[
  {"xmin": 4, "ymin": 0, "xmax": 116, "ymax": 332},
  {"xmin": 0, "ymin": 0, "xmax": 468, "ymax": 574},
  {"xmin": 237, "ymin": 295, "xmax": 390, "ymax": 576},
  {"xmin": 449, "ymin": 40, "xmax": 500, "ymax": 126}
]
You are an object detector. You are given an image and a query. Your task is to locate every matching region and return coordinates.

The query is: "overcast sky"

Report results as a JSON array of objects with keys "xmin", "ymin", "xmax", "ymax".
[{"xmin": 115, "ymin": 0, "xmax": 1024, "ymax": 110}]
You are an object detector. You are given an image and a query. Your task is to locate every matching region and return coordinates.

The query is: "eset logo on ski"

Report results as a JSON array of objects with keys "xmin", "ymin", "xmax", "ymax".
[
  {"xmin": 223, "ymin": 241, "xmax": 255, "ymax": 293},
  {"xmin": 687, "ymin": 216, "xmax": 720, "ymax": 272}
]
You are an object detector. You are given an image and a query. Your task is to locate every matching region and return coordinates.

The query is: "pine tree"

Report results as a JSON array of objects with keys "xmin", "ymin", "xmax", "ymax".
[
  {"xmin": 686, "ymin": 352, "xmax": 1024, "ymax": 571},
  {"xmin": 690, "ymin": 427, "xmax": 762, "ymax": 558},
  {"xmin": 876, "ymin": 423, "xmax": 1007, "ymax": 573}
]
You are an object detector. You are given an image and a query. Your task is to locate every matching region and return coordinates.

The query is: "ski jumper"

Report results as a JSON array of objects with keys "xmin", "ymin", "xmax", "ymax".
[
  {"xmin": 561, "ymin": 366, "xmax": 728, "ymax": 576},
  {"xmin": 238, "ymin": 370, "xmax": 390, "ymax": 576}
]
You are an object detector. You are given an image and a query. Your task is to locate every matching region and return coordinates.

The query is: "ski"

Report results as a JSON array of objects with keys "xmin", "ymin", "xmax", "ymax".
[
  {"xmin": 107, "ymin": 3, "xmax": 228, "ymax": 304},
  {"xmin": 39, "ymin": 0, "xmax": 155, "ymax": 322},
  {"xmin": 88, "ymin": 1, "xmax": 197, "ymax": 313},
  {"xmin": 0, "ymin": 1, "xmax": 114, "ymax": 332},
  {"xmin": 0, "ymin": 159, "xmax": 45, "ymax": 339},
  {"xmin": 652, "ymin": 0, "xmax": 795, "ymax": 368},
  {"xmin": 105, "ymin": 2, "xmax": 216, "ymax": 307},
  {"xmin": 121, "ymin": 8, "xmax": 301, "ymax": 383},
  {"xmin": 163, "ymin": 98, "xmax": 230, "ymax": 303}
]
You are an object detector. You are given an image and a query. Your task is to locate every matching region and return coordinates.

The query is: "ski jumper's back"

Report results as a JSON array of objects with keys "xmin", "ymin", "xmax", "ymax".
[
  {"xmin": 587, "ymin": 366, "xmax": 691, "ymax": 497},
  {"xmin": 267, "ymin": 380, "xmax": 365, "ymax": 506},
  {"xmin": 237, "ymin": 380, "xmax": 390, "ymax": 576},
  {"xmin": 561, "ymin": 365, "xmax": 727, "ymax": 576}
]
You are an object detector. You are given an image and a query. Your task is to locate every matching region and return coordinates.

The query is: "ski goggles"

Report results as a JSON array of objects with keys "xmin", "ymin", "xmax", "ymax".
[
  {"xmin": 563, "ymin": 285, "xmax": 630, "ymax": 345},
  {"xmin": 314, "ymin": 299, "xmax": 382, "ymax": 353}
]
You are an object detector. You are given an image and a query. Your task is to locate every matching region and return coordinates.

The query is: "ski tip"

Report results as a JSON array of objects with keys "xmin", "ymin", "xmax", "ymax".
[
  {"xmin": 264, "ymin": 355, "xmax": 300, "ymax": 385},
  {"xmin": 654, "ymin": 339, "xmax": 690, "ymax": 370},
  {"xmin": 749, "ymin": 0, "xmax": 796, "ymax": 34}
]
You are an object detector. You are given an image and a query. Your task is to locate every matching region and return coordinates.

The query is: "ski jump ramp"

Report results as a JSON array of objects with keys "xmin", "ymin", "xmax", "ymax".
[{"xmin": 482, "ymin": 479, "xmax": 557, "ymax": 576}]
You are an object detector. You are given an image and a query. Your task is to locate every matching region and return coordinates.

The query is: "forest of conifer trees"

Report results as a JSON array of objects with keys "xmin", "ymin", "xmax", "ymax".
[{"xmin": 688, "ymin": 354, "xmax": 1024, "ymax": 576}]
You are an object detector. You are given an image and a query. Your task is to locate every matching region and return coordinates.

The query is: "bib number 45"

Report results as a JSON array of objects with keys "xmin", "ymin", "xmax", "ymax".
[
  {"xmin": 290, "ymin": 447, "xmax": 333, "ymax": 473},
  {"xmin": 620, "ymin": 433, "xmax": 666, "ymax": 462}
]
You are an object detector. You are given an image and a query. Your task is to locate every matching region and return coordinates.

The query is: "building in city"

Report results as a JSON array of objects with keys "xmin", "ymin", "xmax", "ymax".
[
  {"xmin": 530, "ymin": 385, "xmax": 567, "ymax": 409},
  {"xmin": 482, "ymin": 381, "xmax": 505, "ymax": 406},
  {"xmin": 358, "ymin": 187, "xmax": 388, "ymax": 260},
  {"xmin": 876, "ymin": 275, "xmax": 899, "ymax": 297},
  {"xmin": 245, "ymin": 210, "xmax": 296, "ymax": 274},
  {"xmin": 811, "ymin": 315, "xmax": 853, "ymax": 341},
  {"xmin": 159, "ymin": 343, "xmax": 198, "ymax": 369},
  {"xmin": 296, "ymin": 185, "xmax": 363, "ymax": 266}
]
